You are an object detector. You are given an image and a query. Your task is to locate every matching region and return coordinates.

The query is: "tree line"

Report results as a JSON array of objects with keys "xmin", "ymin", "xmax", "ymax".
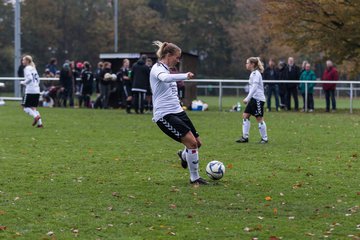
[{"xmin": 0, "ymin": 0, "xmax": 358, "ymax": 78}]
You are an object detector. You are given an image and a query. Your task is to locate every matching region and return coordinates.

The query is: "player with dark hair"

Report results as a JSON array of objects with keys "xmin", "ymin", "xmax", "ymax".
[{"xmin": 80, "ymin": 61, "xmax": 94, "ymax": 108}]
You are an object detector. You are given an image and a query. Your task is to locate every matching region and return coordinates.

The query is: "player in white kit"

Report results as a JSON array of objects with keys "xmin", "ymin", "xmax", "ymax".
[
  {"xmin": 236, "ymin": 57, "xmax": 268, "ymax": 143},
  {"xmin": 20, "ymin": 55, "xmax": 43, "ymax": 128},
  {"xmin": 150, "ymin": 41, "xmax": 208, "ymax": 185}
]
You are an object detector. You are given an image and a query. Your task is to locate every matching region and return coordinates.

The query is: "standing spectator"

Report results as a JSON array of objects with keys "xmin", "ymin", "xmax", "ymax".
[
  {"xmin": 145, "ymin": 57, "xmax": 154, "ymax": 112},
  {"xmin": 131, "ymin": 55, "xmax": 150, "ymax": 114},
  {"xmin": 117, "ymin": 59, "xmax": 132, "ymax": 113},
  {"xmin": 263, "ymin": 59, "xmax": 280, "ymax": 111},
  {"xmin": 46, "ymin": 58, "xmax": 58, "ymax": 76},
  {"xmin": 74, "ymin": 62, "xmax": 84, "ymax": 106},
  {"xmin": 301, "ymin": 60, "xmax": 309, "ymax": 74},
  {"xmin": 99, "ymin": 62, "xmax": 112, "ymax": 109},
  {"xmin": 299, "ymin": 63, "xmax": 316, "ymax": 112},
  {"xmin": 17, "ymin": 59, "xmax": 25, "ymax": 78},
  {"xmin": 322, "ymin": 60, "xmax": 339, "ymax": 112},
  {"xmin": 94, "ymin": 61, "xmax": 104, "ymax": 108},
  {"xmin": 17, "ymin": 59, "xmax": 25, "ymax": 95},
  {"xmin": 285, "ymin": 57, "xmax": 300, "ymax": 111},
  {"xmin": 59, "ymin": 62, "xmax": 74, "ymax": 107},
  {"xmin": 79, "ymin": 61, "xmax": 94, "ymax": 108},
  {"xmin": 277, "ymin": 60, "xmax": 288, "ymax": 109}
]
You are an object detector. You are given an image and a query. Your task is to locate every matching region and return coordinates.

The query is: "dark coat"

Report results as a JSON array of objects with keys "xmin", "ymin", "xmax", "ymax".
[
  {"xmin": 278, "ymin": 65, "xmax": 288, "ymax": 81},
  {"xmin": 131, "ymin": 59, "xmax": 150, "ymax": 91},
  {"xmin": 322, "ymin": 67, "xmax": 339, "ymax": 90},
  {"xmin": 17, "ymin": 64, "xmax": 25, "ymax": 77},
  {"xmin": 60, "ymin": 69, "xmax": 73, "ymax": 89},
  {"xmin": 263, "ymin": 66, "xmax": 279, "ymax": 86},
  {"xmin": 94, "ymin": 68, "xmax": 102, "ymax": 93},
  {"xmin": 100, "ymin": 67, "xmax": 112, "ymax": 86},
  {"xmin": 286, "ymin": 64, "xmax": 300, "ymax": 89}
]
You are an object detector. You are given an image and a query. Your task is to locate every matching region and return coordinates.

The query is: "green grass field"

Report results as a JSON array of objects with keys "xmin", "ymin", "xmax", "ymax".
[{"xmin": 0, "ymin": 98, "xmax": 359, "ymax": 240}]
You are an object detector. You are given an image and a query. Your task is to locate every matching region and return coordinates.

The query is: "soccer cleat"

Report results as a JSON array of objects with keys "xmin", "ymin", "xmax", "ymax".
[
  {"xmin": 190, "ymin": 177, "xmax": 209, "ymax": 185},
  {"xmin": 37, "ymin": 124, "xmax": 44, "ymax": 128},
  {"xmin": 32, "ymin": 116, "xmax": 41, "ymax": 126},
  {"xmin": 177, "ymin": 150, "xmax": 188, "ymax": 169},
  {"xmin": 236, "ymin": 137, "xmax": 249, "ymax": 143},
  {"xmin": 259, "ymin": 138, "xmax": 268, "ymax": 144}
]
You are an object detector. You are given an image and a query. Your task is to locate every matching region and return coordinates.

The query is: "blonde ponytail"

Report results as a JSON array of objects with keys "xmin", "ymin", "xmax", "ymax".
[
  {"xmin": 153, "ymin": 40, "xmax": 181, "ymax": 60},
  {"xmin": 247, "ymin": 57, "xmax": 264, "ymax": 73},
  {"xmin": 23, "ymin": 55, "xmax": 36, "ymax": 68},
  {"xmin": 256, "ymin": 57, "xmax": 264, "ymax": 73}
]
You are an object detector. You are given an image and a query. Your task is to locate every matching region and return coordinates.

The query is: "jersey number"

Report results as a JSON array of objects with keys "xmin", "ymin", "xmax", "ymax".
[{"xmin": 31, "ymin": 73, "xmax": 39, "ymax": 83}]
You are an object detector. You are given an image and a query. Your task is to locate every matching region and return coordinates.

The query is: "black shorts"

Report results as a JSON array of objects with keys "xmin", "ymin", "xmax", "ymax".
[
  {"xmin": 123, "ymin": 81, "xmax": 132, "ymax": 98},
  {"xmin": 156, "ymin": 111, "xmax": 199, "ymax": 142},
  {"xmin": 244, "ymin": 98, "xmax": 265, "ymax": 117},
  {"xmin": 22, "ymin": 94, "xmax": 40, "ymax": 108}
]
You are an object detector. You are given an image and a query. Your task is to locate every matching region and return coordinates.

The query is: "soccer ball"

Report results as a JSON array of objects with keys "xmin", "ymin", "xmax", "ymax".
[
  {"xmin": 104, "ymin": 73, "xmax": 112, "ymax": 81},
  {"xmin": 111, "ymin": 73, "xmax": 117, "ymax": 81},
  {"xmin": 206, "ymin": 160, "xmax": 225, "ymax": 180}
]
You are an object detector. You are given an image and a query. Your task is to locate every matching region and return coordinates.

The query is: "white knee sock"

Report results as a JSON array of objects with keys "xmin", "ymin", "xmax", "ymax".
[
  {"xmin": 37, "ymin": 117, "xmax": 42, "ymax": 125},
  {"xmin": 243, "ymin": 119, "xmax": 250, "ymax": 138},
  {"xmin": 181, "ymin": 147, "xmax": 187, "ymax": 160},
  {"xmin": 186, "ymin": 148, "xmax": 200, "ymax": 182},
  {"xmin": 34, "ymin": 110, "xmax": 42, "ymax": 125},
  {"xmin": 24, "ymin": 108, "xmax": 37, "ymax": 118},
  {"xmin": 258, "ymin": 121, "xmax": 268, "ymax": 141}
]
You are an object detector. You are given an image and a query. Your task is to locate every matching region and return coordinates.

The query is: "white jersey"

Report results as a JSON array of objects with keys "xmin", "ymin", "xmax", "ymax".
[
  {"xmin": 22, "ymin": 65, "xmax": 40, "ymax": 94},
  {"xmin": 150, "ymin": 62, "xmax": 188, "ymax": 122},
  {"xmin": 244, "ymin": 69, "xmax": 266, "ymax": 102}
]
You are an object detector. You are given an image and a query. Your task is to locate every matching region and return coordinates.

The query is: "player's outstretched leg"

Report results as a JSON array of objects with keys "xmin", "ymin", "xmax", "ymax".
[
  {"xmin": 24, "ymin": 107, "xmax": 38, "ymax": 126},
  {"xmin": 34, "ymin": 108, "xmax": 43, "ymax": 128},
  {"xmin": 181, "ymin": 132, "xmax": 208, "ymax": 185},
  {"xmin": 177, "ymin": 147, "xmax": 187, "ymax": 169}
]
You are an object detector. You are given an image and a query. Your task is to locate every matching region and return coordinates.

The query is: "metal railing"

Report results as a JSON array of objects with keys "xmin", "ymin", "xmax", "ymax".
[
  {"xmin": 0, "ymin": 77, "xmax": 359, "ymax": 113},
  {"xmin": 192, "ymin": 79, "xmax": 359, "ymax": 113},
  {"xmin": 197, "ymin": 85, "xmax": 360, "ymax": 98}
]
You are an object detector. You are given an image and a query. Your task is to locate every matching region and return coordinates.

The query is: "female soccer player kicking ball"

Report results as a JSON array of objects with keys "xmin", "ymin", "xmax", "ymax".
[
  {"xmin": 150, "ymin": 41, "xmax": 208, "ymax": 185},
  {"xmin": 236, "ymin": 57, "xmax": 268, "ymax": 143},
  {"xmin": 20, "ymin": 55, "xmax": 43, "ymax": 128}
]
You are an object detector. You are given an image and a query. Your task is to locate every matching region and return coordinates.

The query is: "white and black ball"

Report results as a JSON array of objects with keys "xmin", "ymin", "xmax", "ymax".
[{"xmin": 206, "ymin": 160, "xmax": 225, "ymax": 180}]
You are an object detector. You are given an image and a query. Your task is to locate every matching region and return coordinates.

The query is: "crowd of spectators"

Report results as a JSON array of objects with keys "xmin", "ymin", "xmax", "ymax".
[
  {"xmin": 16, "ymin": 56, "xmax": 340, "ymax": 113},
  {"xmin": 263, "ymin": 57, "xmax": 339, "ymax": 112},
  {"xmin": 38, "ymin": 56, "xmax": 157, "ymax": 113}
]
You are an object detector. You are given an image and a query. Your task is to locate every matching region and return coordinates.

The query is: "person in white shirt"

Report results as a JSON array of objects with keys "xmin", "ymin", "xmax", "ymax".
[
  {"xmin": 20, "ymin": 55, "xmax": 43, "ymax": 128},
  {"xmin": 236, "ymin": 57, "xmax": 268, "ymax": 143},
  {"xmin": 150, "ymin": 41, "xmax": 208, "ymax": 185}
]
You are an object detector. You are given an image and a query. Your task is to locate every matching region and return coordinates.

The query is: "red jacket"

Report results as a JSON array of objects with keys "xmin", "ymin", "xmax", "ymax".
[{"xmin": 322, "ymin": 67, "xmax": 339, "ymax": 90}]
